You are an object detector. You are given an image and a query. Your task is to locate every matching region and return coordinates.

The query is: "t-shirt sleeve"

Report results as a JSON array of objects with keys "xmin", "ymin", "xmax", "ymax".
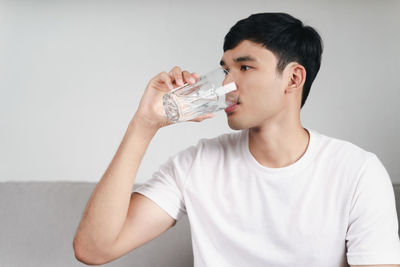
[
  {"xmin": 133, "ymin": 143, "xmax": 199, "ymax": 221},
  {"xmin": 346, "ymin": 153, "xmax": 400, "ymax": 265}
]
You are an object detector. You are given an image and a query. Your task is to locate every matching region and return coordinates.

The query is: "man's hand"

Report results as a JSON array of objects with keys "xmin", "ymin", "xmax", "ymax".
[{"xmin": 134, "ymin": 66, "xmax": 213, "ymax": 129}]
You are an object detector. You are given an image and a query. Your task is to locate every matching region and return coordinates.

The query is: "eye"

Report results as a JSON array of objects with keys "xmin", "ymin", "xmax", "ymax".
[{"xmin": 240, "ymin": 65, "xmax": 251, "ymax": 71}]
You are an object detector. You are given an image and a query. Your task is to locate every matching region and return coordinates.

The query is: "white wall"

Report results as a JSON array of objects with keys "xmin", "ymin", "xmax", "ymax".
[{"xmin": 1, "ymin": 0, "xmax": 399, "ymax": 183}]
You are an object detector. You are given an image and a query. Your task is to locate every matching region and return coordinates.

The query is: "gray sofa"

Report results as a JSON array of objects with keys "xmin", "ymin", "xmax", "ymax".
[{"xmin": 1, "ymin": 182, "xmax": 399, "ymax": 267}]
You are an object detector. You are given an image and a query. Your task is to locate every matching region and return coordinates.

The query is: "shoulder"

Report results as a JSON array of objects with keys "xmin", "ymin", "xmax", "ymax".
[
  {"xmin": 311, "ymin": 129, "xmax": 391, "ymax": 198},
  {"xmin": 168, "ymin": 130, "xmax": 243, "ymax": 166},
  {"xmin": 312, "ymin": 129, "xmax": 377, "ymax": 171},
  {"xmin": 197, "ymin": 130, "xmax": 244, "ymax": 156}
]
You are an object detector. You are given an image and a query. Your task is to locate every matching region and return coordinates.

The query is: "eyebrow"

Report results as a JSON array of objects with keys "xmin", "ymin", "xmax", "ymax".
[{"xmin": 219, "ymin": 55, "xmax": 258, "ymax": 66}]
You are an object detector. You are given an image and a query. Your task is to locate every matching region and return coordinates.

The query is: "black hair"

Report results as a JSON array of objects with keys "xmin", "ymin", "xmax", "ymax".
[{"xmin": 223, "ymin": 13, "xmax": 323, "ymax": 108}]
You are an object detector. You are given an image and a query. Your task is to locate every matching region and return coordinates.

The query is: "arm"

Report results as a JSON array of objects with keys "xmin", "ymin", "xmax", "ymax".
[
  {"xmin": 73, "ymin": 116, "xmax": 161, "ymax": 265},
  {"xmin": 346, "ymin": 154, "xmax": 400, "ymax": 266},
  {"xmin": 73, "ymin": 67, "xmax": 208, "ymax": 265}
]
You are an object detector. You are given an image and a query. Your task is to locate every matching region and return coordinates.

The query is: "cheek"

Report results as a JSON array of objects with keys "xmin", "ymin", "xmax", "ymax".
[
  {"xmin": 246, "ymin": 77, "xmax": 283, "ymax": 107},
  {"xmin": 248, "ymin": 92, "xmax": 285, "ymax": 123}
]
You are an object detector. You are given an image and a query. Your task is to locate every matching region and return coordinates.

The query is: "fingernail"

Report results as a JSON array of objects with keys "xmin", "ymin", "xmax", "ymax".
[{"xmin": 190, "ymin": 77, "xmax": 195, "ymax": 83}]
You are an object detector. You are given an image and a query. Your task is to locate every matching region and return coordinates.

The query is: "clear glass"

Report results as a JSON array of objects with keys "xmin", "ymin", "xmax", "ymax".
[{"xmin": 163, "ymin": 66, "xmax": 237, "ymax": 122}]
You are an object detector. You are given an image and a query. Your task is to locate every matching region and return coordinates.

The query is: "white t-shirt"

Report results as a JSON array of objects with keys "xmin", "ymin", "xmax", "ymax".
[{"xmin": 134, "ymin": 128, "xmax": 400, "ymax": 267}]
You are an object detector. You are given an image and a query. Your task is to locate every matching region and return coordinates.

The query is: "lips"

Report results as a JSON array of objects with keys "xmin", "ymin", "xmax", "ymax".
[
  {"xmin": 225, "ymin": 94, "xmax": 240, "ymax": 114},
  {"xmin": 225, "ymin": 103, "xmax": 239, "ymax": 113}
]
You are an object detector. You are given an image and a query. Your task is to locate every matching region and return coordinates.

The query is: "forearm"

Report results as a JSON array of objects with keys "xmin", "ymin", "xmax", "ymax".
[{"xmin": 74, "ymin": 115, "xmax": 158, "ymax": 251}]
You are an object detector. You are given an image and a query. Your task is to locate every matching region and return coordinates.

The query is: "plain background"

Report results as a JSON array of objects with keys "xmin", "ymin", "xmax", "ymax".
[{"xmin": 1, "ymin": 0, "xmax": 399, "ymax": 184}]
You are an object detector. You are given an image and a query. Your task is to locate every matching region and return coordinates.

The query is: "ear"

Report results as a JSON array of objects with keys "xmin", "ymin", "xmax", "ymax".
[{"xmin": 285, "ymin": 63, "xmax": 306, "ymax": 94}]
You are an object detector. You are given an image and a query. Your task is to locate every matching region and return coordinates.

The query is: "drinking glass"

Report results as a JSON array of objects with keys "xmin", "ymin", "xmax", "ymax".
[{"xmin": 163, "ymin": 66, "xmax": 236, "ymax": 122}]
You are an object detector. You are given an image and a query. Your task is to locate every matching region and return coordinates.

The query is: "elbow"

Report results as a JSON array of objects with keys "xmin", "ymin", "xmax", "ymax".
[{"xmin": 73, "ymin": 236, "xmax": 111, "ymax": 266}]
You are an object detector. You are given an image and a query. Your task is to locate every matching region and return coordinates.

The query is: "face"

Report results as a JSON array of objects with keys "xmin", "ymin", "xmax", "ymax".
[{"xmin": 220, "ymin": 40, "xmax": 290, "ymax": 130}]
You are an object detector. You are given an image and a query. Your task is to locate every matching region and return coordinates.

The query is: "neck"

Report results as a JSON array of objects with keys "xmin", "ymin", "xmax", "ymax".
[{"xmin": 248, "ymin": 121, "xmax": 310, "ymax": 168}]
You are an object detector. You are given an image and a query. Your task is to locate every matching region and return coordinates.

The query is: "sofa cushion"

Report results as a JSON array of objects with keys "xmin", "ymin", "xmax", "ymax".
[{"xmin": 0, "ymin": 182, "xmax": 193, "ymax": 267}]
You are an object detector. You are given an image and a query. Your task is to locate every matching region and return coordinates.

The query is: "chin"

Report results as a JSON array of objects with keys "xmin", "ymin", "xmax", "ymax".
[{"xmin": 227, "ymin": 115, "xmax": 248, "ymax": 130}]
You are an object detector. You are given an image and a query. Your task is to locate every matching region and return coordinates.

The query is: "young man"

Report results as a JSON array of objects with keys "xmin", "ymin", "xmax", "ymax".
[{"xmin": 73, "ymin": 13, "xmax": 400, "ymax": 266}]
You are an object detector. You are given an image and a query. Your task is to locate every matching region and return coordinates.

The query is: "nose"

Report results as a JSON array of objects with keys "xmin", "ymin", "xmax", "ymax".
[
  {"xmin": 222, "ymin": 71, "xmax": 235, "ymax": 87},
  {"xmin": 222, "ymin": 71, "xmax": 238, "ymax": 103}
]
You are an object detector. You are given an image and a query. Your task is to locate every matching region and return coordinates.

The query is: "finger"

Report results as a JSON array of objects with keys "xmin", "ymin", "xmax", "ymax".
[
  {"xmin": 169, "ymin": 66, "xmax": 184, "ymax": 86},
  {"xmin": 158, "ymin": 72, "xmax": 174, "ymax": 90},
  {"xmin": 189, "ymin": 113, "xmax": 214, "ymax": 122},
  {"xmin": 192, "ymin": 72, "xmax": 200, "ymax": 82},
  {"xmin": 183, "ymin": 71, "xmax": 196, "ymax": 84}
]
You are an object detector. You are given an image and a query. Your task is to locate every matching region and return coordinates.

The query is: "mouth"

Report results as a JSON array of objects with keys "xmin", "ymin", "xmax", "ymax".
[{"xmin": 224, "ymin": 97, "xmax": 240, "ymax": 114}]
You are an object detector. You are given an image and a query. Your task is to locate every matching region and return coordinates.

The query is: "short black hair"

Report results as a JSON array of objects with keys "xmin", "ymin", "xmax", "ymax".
[{"xmin": 223, "ymin": 13, "xmax": 323, "ymax": 108}]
